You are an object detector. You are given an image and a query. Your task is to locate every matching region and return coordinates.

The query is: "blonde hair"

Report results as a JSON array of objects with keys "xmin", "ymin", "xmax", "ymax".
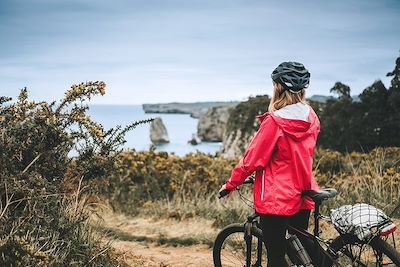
[{"xmin": 268, "ymin": 83, "xmax": 307, "ymax": 112}]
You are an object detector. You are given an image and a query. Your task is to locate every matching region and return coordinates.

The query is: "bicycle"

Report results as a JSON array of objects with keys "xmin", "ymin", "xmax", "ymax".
[{"xmin": 214, "ymin": 177, "xmax": 400, "ymax": 267}]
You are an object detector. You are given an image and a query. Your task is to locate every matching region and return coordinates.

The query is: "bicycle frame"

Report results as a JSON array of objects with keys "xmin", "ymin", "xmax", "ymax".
[
  {"xmin": 242, "ymin": 200, "xmax": 338, "ymax": 267},
  {"xmin": 219, "ymin": 179, "xmax": 399, "ymax": 267},
  {"xmin": 288, "ymin": 223, "xmax": 338, "ymax": 266},
  {"xmin": 243, "ymin": 213, "xmax": 263, "ymax": 267}
]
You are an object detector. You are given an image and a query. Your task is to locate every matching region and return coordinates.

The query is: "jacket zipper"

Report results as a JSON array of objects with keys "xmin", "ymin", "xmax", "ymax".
[{"xmin": 261, "ymin": 170, "xmax": 265, "ymax": 201}]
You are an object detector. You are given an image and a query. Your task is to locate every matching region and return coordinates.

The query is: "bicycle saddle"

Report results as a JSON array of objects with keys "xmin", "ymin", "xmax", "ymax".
[{"xmin": 302, "ymin": 188, "xmax": 337, "ymax": 202}]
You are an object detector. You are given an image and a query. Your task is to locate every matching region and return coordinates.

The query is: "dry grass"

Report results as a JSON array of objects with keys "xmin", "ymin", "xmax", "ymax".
[
  {"xmin": 0, "ymin": 179, "xmax": 119, "ymax": 266},
  {"xmin": 315, "ymin": 148, "xmax": 400, "ymax": 216},
  {"xmin": 137, "ymin": 189, "xmax": 254, "ymax": 228}
]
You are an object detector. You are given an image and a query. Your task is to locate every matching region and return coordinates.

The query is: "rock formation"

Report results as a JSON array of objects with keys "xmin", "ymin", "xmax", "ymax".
[
  {"xmin": 150, "ymin": 117, "xmax": 170, "ymax": 144},
  {"xmin": 142, "ymin": 101, "xmax": 238, "ymax": 118},
  {"xmin": 197, "ymin": 106, "xmax": 234, "ymax": 142},
  {"xmin": 221, "ymin": 129, "xmax": 254, "ymax": 158},
  {"xmin": 220, "ymin": 95, "xmax": 270, "ymax": 157},
  {"xmin": 188, "ymin": 134, "xmax": 202, "ymax": 145}
]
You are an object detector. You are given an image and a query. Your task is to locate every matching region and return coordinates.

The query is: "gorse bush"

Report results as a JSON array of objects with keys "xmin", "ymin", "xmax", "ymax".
[
  {"xmin": 106, "ymin": 150, "xmax": 238, "ymax": 215},
  {"xmin": 0, "ymin": 84, "xmax": 151, "ymax": 266},
  {"xmin": 108, "ymin": 147, "xmax": 400, "ymax": 226}
]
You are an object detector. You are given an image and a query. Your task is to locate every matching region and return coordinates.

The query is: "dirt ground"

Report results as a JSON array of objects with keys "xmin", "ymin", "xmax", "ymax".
[
  {"xmin": 98, "ymin": 211, "xmax": 217, "ymax": 267},
  {"xmin": 96, "ymin": 210, "xmax": 400, "ymax": 267},
  {"xmin": 112, "ymin": 241, "xmax": 212, "ymax": 267}
]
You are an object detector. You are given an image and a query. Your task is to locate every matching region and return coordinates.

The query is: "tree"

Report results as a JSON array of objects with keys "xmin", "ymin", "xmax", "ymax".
[
  {"xmin": 385, "ymin": 54, "xmax": 400, "ymax": 146},
  {"xmin": 358, "ymin": 80, "xmax": 389, "ymax": 148},
  {"xmin": 387, "ymin": 55, "xmax": 400, "ymax": 112},
  {"xmin": 318, "ymin": 55, "xmax": 400, "ymax": 151},
  {"xmin": 319, "ymin": 82, "xmax": 364, "ymax": 151},
  {"xmin": 386, "ymin": 55, "xmax": 400, "ymax": 91},
  {"xmin": 330, "ymin": 82, "xmax": 351, "ymax": 99}
]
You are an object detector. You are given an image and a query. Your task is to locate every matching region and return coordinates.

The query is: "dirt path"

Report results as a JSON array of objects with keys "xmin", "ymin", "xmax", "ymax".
[
  {"xmin": 97, "ymin": 211, "xmax": 217, "ymax": 266},
  {"xmin": 97, "ymin": 210, "xmax": 400, "ymax": 267},
  {"xmin": 112, "ymin": 241, "xmax": 212, "ymax": 267}
]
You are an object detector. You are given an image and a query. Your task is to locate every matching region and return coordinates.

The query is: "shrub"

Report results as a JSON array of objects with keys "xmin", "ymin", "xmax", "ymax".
[
  {"xmin": 108, "ymin": 147, "xmax": 400, "ymax": 224},
  {"xmin": 314, "ymin": 147, "xmax": 400, "ymax": 215},
  {"xmin": 0, "ymin": 84, "xmax": 150, "ymax": 266},
  {"xmin": 106, "ymin": 150, "xmax": 238, "ymax": 214}
]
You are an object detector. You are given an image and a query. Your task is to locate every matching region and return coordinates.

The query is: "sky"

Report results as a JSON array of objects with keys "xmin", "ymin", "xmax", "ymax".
[{"xmin": 0, "ymin": 0, "xmax": 399, "ymax": 105}]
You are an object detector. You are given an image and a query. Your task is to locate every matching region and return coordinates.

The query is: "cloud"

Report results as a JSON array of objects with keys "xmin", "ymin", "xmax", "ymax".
[{"xmin": 0, "ymin": 0, "xmax": 399, "ymax": 104}]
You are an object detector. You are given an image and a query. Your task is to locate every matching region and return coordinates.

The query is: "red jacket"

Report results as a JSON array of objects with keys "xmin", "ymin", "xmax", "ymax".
[{"xmin": 225, "ymin": 105, "xmax": 320, "ymax": 216}]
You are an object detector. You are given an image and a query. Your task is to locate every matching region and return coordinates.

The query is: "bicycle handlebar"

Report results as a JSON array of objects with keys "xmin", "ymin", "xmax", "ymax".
[
  {"xmin": 219, "ymin": 176, "xmax": 254, "ymax": 199},
  {"xmin": 243, "ymin": 176, "xmax": 254, "ymax": 185},
  {"xmin": 218, "ymin": 189, "xmax": 231, "ymax": 199}
]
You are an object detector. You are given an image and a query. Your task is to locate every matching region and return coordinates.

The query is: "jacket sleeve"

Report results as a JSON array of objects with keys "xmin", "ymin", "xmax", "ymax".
[{"xmin": 225, "ymin": 115, "xmax": 280, "ymax": 190}]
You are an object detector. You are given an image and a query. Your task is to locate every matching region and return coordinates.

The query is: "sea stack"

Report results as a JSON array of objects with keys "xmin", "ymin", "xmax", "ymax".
[{"xmin": 150, "ymin": 117, "xmax": 170, "ymax": 144}]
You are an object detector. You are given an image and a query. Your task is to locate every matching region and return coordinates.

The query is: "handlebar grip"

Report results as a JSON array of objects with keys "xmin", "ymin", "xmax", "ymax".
[
  {"xmin": 219, "ymin": 189, "xmax": 231, "ymax": 199},
  {"xmin": 243, "ymin": 177, "xmax": 254, "ymax": 185}
]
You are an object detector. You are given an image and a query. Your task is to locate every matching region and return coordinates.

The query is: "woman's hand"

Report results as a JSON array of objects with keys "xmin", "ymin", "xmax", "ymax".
[
  {"xmin": 219, "ymin": 184, "xmax": 227, "ymax": 192},
  {"xmin": 218, "ymin": 184, "xmax": 232, "ymax": 198}
]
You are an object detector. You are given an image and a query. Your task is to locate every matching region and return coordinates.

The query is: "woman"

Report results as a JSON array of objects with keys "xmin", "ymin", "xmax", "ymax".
[{"xmin": 219, "ymin": 62, "xmax": 320, "ymax": 267}]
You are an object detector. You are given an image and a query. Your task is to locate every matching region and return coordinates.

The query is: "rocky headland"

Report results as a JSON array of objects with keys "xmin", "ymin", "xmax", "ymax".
[
  {"xmin": 197, "ymin": 105, "xmax": 234, "ymax": 142},
  {"xmin": 220, "ymin": 95, "xmax": 270, "ymax": 157},
  {"xmin": 142, "ymin": 101, "xmax": 238, "ymax": 118}
]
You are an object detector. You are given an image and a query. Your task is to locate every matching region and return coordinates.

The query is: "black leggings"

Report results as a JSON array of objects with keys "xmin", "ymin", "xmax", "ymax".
[{"xmin": 259, "ymin": 210, "xmax": 311, "ymax": 267}]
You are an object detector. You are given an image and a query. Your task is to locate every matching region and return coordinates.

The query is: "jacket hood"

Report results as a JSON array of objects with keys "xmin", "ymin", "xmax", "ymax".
[{"xmin": 256, "ymin": 105, "xmax": 319, "ymax": 141}]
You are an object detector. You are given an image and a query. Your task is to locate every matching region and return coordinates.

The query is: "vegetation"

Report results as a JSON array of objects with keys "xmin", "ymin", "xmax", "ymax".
[
  {"xmin": 225, "ymin": 95, "xmax": 270, "ymax": 138},
  {"xmin": 105, "ymin": 150, "xmax": 237, "ymax": 215},
  {"xmin": 104, "ymin": 147, "xmax": 400, "ymax": 228},
  {"xmin": 313, "ymin": 55, "xmax": 400, "ymax": 152},
  {"xmin": 0, "ymin": 84, "xmax": 151, "ymax": 266}
]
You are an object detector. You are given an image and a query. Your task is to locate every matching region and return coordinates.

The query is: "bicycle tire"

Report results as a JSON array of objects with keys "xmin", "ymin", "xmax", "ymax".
[
  {"xmin": 329, "ymin": 234, "xmax": 400, "ymax": 266},
  {"xmin": 213, "ymin": 223, "xmax": 264, "ymax": 267}
]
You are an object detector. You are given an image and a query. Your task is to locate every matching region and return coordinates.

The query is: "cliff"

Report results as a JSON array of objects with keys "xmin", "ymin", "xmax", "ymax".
[
  {"xmin": 197, "ymin": 105, "xmax": 234, "ymax": 142},
  {"xmin": 142, "ymin": 101, "xmax": 238, "ymax": 118},
  {"xmin": 220, "ymin": 95, "xmax": 270, "ymax": 157}
]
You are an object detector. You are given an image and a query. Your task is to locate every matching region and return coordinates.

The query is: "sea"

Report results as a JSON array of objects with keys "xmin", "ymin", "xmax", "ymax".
[{"xmin": 88, "ymin": 105, "xmax": 222, "ymax": 156}]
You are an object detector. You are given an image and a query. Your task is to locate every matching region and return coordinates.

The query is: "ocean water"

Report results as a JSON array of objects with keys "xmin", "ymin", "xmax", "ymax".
[{"xmin": 88, "ymin": 105, "xmax": 221, "ymax": 156}]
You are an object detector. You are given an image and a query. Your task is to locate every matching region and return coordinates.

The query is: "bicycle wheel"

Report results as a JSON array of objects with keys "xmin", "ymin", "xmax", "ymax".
[
  {"xmin": 213, "ymin": 223, "xmax": 265, "ymax": 267},
  {"xmin": 329, "ymin": 234, "xmax": 400, "ymax": 266}
]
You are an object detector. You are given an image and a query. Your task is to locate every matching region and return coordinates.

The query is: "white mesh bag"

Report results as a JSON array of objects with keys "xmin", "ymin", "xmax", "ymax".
[{"xmin": 330, "ymin": 203, "xmax": 396, "ymax": 241}]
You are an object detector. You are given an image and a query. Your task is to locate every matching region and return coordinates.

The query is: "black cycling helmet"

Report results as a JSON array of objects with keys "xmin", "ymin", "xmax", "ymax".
[{"xmin": 271, "ymin": 62, "xmax": 310, "ymax": 93}]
